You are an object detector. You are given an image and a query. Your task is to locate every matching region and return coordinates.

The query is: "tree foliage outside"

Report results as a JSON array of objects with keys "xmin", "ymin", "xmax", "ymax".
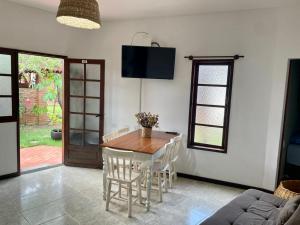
[{"xmin": 19, "ymin": 54, "xmax": 63, "ymax": 125}]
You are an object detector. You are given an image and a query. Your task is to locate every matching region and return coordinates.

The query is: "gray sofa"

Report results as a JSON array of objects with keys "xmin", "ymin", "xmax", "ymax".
[{"xmin": 201, "ymin": 189, "xmax": 300, "ymax": 225}]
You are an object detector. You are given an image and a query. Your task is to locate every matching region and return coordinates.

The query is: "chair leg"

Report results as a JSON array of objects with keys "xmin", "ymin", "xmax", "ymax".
[
  {"xmin": 163, "ymin": 171, "xmax": 168, "ymax": 192},
  {"xmin": 128, "ymin": 183, "xmax": 132, "ymax": 217},
  {"xmin": 137, "ymin": 179, "xmax": 142, "ymax": 204},
  {"xmin": 105, "ymin": 180, "xmax": 112, "ymax": 211},
  {"xmin": 118, "ymin": 183, "xmax": 121, "ymax": 198},
  {"xmin": 174, "ymin": 164, "xmax": 178, "ymax": 181},
  {"xmin": 158, "ymin": 173, "xmax": 162, "ymax": 202},
  {"xmin": 169, "ymin": 170, "xmax": 173, "ymax": 189}
]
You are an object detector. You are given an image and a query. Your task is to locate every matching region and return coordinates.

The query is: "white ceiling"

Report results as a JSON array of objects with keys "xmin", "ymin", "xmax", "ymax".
[{"xmin": 7, "ymin": 0, "xmax": 300, "ymax": 21}]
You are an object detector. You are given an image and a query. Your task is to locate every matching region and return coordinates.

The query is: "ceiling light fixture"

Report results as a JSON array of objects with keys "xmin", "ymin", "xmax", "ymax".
[{"xmin": 56, "ymin": 0, "xmax": 101, "ymax": 30}]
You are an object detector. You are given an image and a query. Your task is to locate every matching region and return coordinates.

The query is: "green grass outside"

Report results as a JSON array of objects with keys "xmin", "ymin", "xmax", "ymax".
[{"xmin": 20, "ymin": 126, "xmax": 62, "ymax": 148}]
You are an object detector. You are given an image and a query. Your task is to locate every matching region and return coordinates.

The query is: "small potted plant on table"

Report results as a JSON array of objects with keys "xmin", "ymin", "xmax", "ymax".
[{"xmin": 135, "ymin": 112, "xmax": 159, "ymax": 138}]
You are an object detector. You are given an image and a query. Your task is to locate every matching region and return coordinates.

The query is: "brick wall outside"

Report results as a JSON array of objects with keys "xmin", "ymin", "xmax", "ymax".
[{"xmin": 19, "ymin": 88, "xmax": 50, "ymax": 125}]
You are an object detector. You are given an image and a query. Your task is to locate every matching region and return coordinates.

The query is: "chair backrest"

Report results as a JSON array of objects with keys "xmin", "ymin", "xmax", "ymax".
[
  {"xmin": 103, "ymin": 127, "xmax": 130, "ymax": 143},
  {"xmin": 116, "ymin": 127, "xmax": 129, "ymax": 137},
  {"xmin": 170, "ymin": 134, "xmax": 183, "ymax": 162},
  {"xmin": 104, "ymin": 147, "xmax": 134, "ymax": 181},
  {"xmin": 102, "ymin": 132, "xmax": 115, "ymax": 143},
  {"xmin": 160, "ymin": 141, "xmax": 175, "ymax": 170}
]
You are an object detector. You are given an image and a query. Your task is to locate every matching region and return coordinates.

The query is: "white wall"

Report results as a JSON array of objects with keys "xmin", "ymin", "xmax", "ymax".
[
  {"xmin": 264, "ymin": 6, "xmax": 300, "ymax": 189},
  {"xmin": 1, "ymin": 0, "xmax": 300, "ymax": 190},
  {"xmin": 67, "ymin": 9, "xmax": 284, "ymax": 190},
  {"xmin": 0, "ymin": 1, "xmax": 74, "ymax": 55}
]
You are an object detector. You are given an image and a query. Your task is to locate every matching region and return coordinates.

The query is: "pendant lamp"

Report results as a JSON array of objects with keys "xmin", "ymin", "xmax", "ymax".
[{"xmin": 56, "ymin": 0, "xmax": 101, "ymax": 29}]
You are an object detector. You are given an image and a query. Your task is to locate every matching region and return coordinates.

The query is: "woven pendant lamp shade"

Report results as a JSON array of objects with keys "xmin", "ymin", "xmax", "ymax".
[{"xmin": 56, "ymin": 0, "xmax": 101, "ymax": 29}]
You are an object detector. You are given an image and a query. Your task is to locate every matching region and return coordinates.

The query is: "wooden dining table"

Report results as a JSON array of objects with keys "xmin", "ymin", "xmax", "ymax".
[{"xmin": 101, "ymin": 129, "xmax": 177, "ymax": 211}]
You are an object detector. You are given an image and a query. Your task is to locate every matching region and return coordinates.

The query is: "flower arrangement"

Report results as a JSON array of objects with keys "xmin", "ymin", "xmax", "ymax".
[{"xmin": 135, "ymin": 112, "xmax": 159, "ymax": 128}]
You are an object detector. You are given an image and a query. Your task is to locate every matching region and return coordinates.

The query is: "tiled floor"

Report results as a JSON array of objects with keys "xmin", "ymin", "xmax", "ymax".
[
  {"xmin": 20, "ymin": 146, "xmax": 62, "ymax": 171},
  {"xmin": 0, "ymin": 166, "xmax": 243, "ymax": 225}
]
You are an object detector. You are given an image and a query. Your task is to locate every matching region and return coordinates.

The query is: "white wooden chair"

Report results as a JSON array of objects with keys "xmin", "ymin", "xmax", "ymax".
[
  {"xmin": 168, "ymin": 134, "xmax": 183, "ymax": 188},
  {"xmin": 116, "ymin": 127, "xmax": 129, "ymax": 137},
  {"xmin": 102, "ymin": 127, "xmax": 129, "ymax": 143},
  {"xmin": 151, "ymin": 141, "xmax": 175, "ymax": 202},
  {"xmin": 102, "ymin": 132, "xmax": 116, "ymax": 143},
  {"xmin": 104, "ymin": 147, "xmax": 142, "ymax": 217}
]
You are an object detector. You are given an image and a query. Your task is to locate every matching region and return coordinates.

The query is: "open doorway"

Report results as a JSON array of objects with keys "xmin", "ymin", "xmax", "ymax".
[
  {"xmin": 278, "ymin": 59, "xmax": 300, "ymax": 183},
  {"xmin": 18, "ymin": 53, "xmax": 64, "ymax": 172}
]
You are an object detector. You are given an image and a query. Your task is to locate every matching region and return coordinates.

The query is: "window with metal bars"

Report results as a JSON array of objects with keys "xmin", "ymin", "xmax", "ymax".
[{"xmin": 187, "ymin": 60, "xmax": 234, "ymax": 153}]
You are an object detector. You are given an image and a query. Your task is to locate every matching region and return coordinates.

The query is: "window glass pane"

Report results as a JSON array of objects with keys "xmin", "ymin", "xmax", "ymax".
[
  {"xmin": 70, "ymin": 81, "xmax": 84, "ymax": 96},
  {"xmin": 85, "ymin": 115, "xmax": 99, "ymax": 130},
  {"xmin": 85, "ymin": 132, "xmax": 99, "ymax": 145},
  {"xmin": 86, "ymin": 82, "xmax": 100, "ymax": 97},
  {"xmin": 0, "ymin": 76, "xmax": 11, "ymax": 95},
  {"xmin": 86, "ymin": 64, "xmax": 100, "ymax": 80},
  {"xmin": 0, "ymin": 54, "xmax": 11, "ymax": 74},
  {"xmin": 70, "ymin": 114, "xmax": 83, "ymax": 129},
  {"xmin": 194, "ymin": 125, "xmax": 223, "ymax": 146},
  {"xmin": 196, "ymin": 106, "xmax": 224, "ymax": 126},
  {"xmin": 0, "ymin": 98, "xmax": 12, "ymax": 116},
  {"xmin": 197, "ymin": 86, "xmax": 226, "ymax": 105},
  {"xmin": 70, "ymin": 63, "xmax": 84, "ymax": 79},
  {"xmin": 198, "ymin": 65, "xmax": 228, "ymax": 85},
  {"xmin": 86, "ymin": 99, "xmax": 100, "ymax": 114}
]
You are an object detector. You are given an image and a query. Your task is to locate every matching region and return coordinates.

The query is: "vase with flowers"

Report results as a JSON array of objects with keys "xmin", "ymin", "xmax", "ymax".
[{"xmin": 135, "ymin": 112, "xmax": 159, "ymax": 138}]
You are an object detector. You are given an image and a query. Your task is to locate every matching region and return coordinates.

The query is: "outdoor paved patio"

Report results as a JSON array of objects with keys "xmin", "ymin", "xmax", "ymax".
[{"xmin": 20, "ymin": 145, "xmax": 62, "ymax": 171}]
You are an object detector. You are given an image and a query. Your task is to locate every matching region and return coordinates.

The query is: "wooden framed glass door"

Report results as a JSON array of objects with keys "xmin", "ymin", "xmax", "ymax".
[
  {"xmin": 64, "ymin": 59, "xmax": 105, "ymax": 168},
  {"xmin": 0, "ymin": 48, "xmax": 19, "ymax": 177}
]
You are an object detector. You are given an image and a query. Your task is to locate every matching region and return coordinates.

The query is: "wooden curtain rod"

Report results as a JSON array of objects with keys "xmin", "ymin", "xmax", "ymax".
[{"xmin": 184, "ymin": 55, "xmax": 244, "ymax": 60}]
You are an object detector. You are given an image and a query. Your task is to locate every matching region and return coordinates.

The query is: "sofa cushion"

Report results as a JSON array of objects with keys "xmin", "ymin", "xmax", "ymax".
[
  {"xmin": 285, "ymin": 204, "xmax": 300, "ymax": 225},
  {"xmin": 201, "ymin": 189, "xmax": 287, "ymax": 225},
  {"xmin": 277, "ymin": 196, "xmax": 300, "ymax": 225}
]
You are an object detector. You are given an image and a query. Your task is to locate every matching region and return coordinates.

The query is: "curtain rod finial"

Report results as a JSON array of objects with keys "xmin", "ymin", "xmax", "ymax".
[
  {"xmin": 233, "ymin": 55, "xmax": 244, "ymax": 60},
  {"xmin": 233, "ymin": 55, "xmax": 239, "ymax": 60},
  {"xmin": 188, "ymin": 55, "xmax": 193, "ymax": 60}
]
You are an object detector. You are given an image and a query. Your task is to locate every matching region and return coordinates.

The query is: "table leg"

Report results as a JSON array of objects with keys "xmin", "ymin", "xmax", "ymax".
[
  {"xmin": 103, "ymin": 156, "xmax": 107, "ymax": 200},
  {"xmin": 145, "ymin": 166, "xmax": 152, "ymax": 211}
]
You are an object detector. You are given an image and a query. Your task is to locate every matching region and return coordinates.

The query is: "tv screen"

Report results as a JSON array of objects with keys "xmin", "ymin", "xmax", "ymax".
[{"xmin": 122, "ymin": 45, "xmax": 176, "ymax": 79}]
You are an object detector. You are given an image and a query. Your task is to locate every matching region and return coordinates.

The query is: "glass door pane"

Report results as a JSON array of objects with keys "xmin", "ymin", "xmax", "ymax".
[
  {"xmin": 0, "ymin": 76, "xmax": 11, "ymax": 95},
  {"xmin": 70, "ymin": 130, "xmax": 83, "ymax": 146},
  {"xmin": 86, "ymin": 99, "xmax": 100, "ymax": 114},
  {"xmin": 0, "ymin": 98, "xmax": 12, "ymax": 116},
  {"xmin": 70, "ymin": 81, "xmax": 84, "ymax": 96},
  {"xmin": 86, "ymin": 64, "xmax": 100, "ymax": 80},
  {"xmin": 70, "ymin": 63, "xmax": 84, "ymax": 79},
  {"xmin": 85, "ymin": 115, "xmax": 99, "ymax": 131},
  {"xmin": 70, "ymin": 97, "xmax": 84, "ymax": 113},
  {"xmin": 85, "ymin": 132, "xmax": 99, "ymax": 145},
  {"xmin": 86, "ymin": 82, "xmax": 100, "ymax": 97},
  {"xmin": 0, "ymin": 54, "xmax": 11, "ymax": 74},
  {"xmin": 70, "ymin": 114, "xmax": 83, "ymax": 129}
]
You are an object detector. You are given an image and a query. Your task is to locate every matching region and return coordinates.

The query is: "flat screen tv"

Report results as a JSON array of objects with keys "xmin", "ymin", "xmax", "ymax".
[{"xmin": 122, "ymin": 45, "xmax": 176, "ymax": 79}]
